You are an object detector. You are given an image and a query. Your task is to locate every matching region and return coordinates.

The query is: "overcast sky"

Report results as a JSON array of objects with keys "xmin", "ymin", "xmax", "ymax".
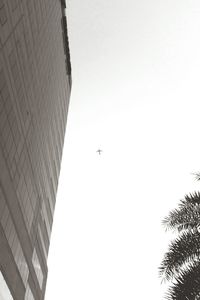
[{"xmin": 45, "ymin": 1, "xmax": 200, "ymax": 299}]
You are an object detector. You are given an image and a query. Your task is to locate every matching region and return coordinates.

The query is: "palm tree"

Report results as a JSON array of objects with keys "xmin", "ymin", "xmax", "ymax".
[{"xmin": 159, "ymin": 189, "xmax": 200, "ymax": 300}]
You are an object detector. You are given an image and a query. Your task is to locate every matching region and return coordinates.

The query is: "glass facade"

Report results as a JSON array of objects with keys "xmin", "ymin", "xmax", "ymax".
[
  {"xmin": 0, "ymin": 190, "xmax": 29, "ymax": 286},
  {"xmin": 0, "ymin": 0, "xmax": 71, "ymax": 299}
]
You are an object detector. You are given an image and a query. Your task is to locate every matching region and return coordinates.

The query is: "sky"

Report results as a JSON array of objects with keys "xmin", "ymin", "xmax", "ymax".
[{"xmin": 45, "ymin": 1, "xmax": 200, "ymax": 299}]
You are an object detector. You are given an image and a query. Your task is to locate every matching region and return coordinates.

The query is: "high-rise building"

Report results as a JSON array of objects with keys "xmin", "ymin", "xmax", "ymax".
[{"xmin": 0, "ymin": 0, "xmax": 71, "ymax": 299}]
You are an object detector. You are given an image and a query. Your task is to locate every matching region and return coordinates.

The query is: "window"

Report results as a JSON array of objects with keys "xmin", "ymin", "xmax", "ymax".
[
  {"xmin": 32, "ymin": 248, "xmax": 43, "ymax": 289},
  {"xmin": 0, "ymin": 187, "xmax": 29, "ymax": 286},
  {"xmin": 25, "ymin": 284, "xmax": 35, "ymax": 300}
]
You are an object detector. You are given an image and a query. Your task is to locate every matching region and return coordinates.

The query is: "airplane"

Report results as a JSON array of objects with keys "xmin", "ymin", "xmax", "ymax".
[{"xmin": 96, "ymin": 149, "xmax": 103, "ymax": 155}]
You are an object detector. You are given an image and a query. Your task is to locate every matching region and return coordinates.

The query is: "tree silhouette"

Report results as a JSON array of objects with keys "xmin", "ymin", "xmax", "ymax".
[{"xmin": 159, "ymin": 188, "xmax": 200, "ymax": 300}]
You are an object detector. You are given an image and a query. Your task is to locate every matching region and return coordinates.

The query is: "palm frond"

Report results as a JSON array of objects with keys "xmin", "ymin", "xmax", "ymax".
[
  {"xmin": 165, "ymin": 262, "xmax": 200, "ymax": 300},
  {"xmin": 162, "ymin": 193, "xmax": 200, "ymax": 232},
  {"xmin": 193, "ymin": 173, "xmax": 200, "ymax": 182},
  {"xmin": 185, "ymin": 192, "xmax": 200, "ymax": 205},
  {"xmin": 159, "ymin": 231, "xmax": 200, "ymax": 281}
]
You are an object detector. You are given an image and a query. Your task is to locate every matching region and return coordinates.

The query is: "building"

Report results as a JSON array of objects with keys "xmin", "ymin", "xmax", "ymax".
[{"xmin": 0, "ymin": 0, "xmax": 71, "ymax": 299}]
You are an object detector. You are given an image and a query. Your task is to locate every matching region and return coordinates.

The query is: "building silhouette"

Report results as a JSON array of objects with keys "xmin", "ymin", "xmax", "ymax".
[{"xmin": 0, "ymin": 0, "xmax": 71, "ymax": 299}]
